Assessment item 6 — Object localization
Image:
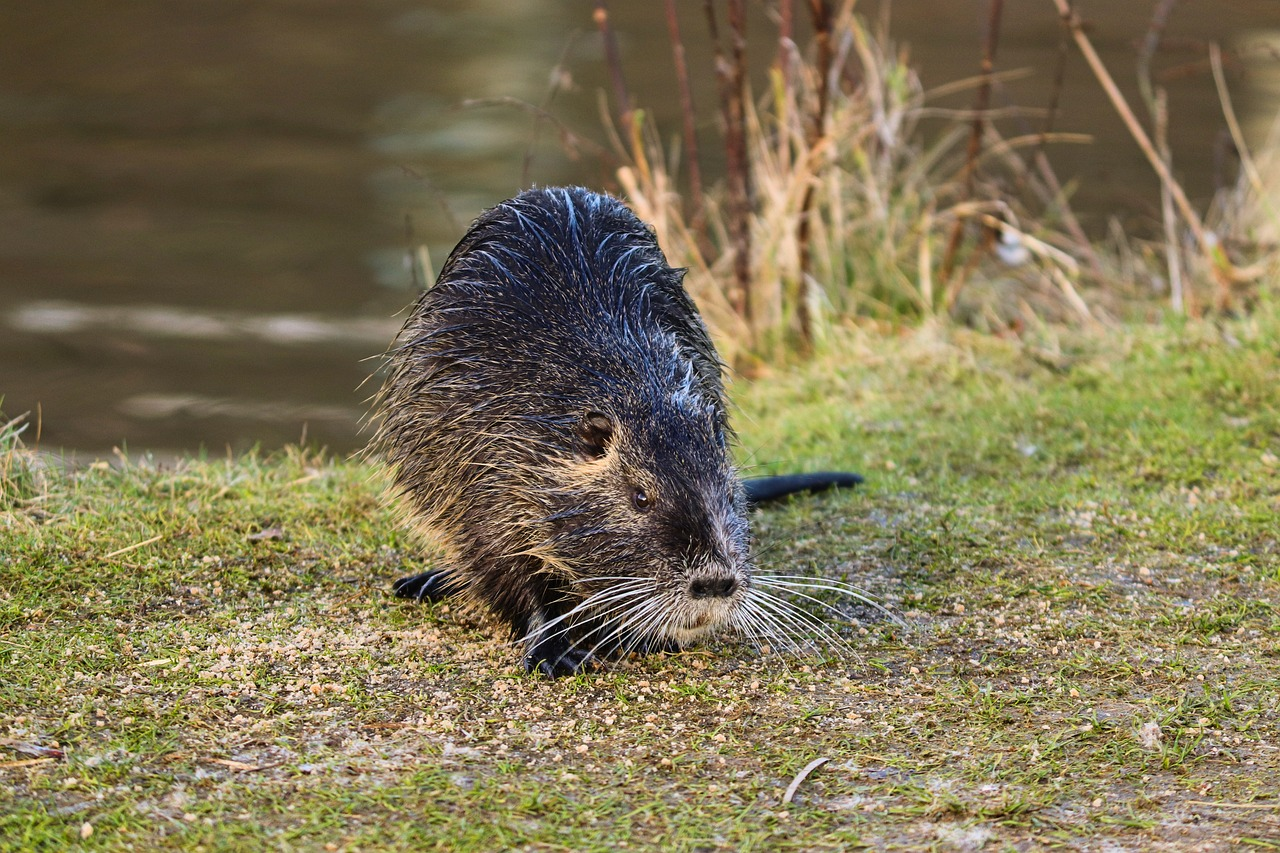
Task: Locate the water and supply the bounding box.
[2,1,1277,456]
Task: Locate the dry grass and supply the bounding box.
[611,5,1280,361]
[0,409,45,513]
[615,8,1096,362]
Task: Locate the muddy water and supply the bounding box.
[1,1,1277,456]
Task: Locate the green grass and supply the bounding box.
[3,312,1279,850]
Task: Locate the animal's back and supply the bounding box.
[377,186,724,525]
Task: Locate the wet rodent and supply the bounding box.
[371,186,860,676]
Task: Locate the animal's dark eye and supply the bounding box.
[631,487,652,512]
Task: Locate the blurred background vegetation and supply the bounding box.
[0,0,1277,455]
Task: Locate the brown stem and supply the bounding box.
[664,0,707,241]
[806,0,835,143]
[794,0,835,353]
[1030,149,1102,278]
[593,1,633,142]
[706,0,754,333]
[1048,0,1213,272]
[776,0,795,107]
[940,0,1004,290]
[1155,88,1186,313]
[1135,0,1186,312]
[1136,0,1180,110]
[774,0,795,165]
[1025,0,1102,278]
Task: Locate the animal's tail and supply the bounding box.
[742,472,864,506]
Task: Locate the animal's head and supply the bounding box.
[532,364,752,655]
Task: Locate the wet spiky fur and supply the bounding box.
[371,187,755,676]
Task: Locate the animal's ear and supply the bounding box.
[575,411,614,459]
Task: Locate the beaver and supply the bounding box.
[371,186,862,677]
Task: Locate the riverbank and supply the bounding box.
[3,312,1278,849]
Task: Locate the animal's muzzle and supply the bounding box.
[688,575,738,599]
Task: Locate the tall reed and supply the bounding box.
[614,5,1089,361]
[592,2,1278,360]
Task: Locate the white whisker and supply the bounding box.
[504,564,900,674]
[731,599,799,654]
[510,580,654,650]
[747,597,831,652]
[755,574,905,627]
[746,588,857,656]
[580,595,672,661]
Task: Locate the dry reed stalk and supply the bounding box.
[1206,42,1275,296]
[1136,0,1179,109]
[1030,150,1100,275]
[725,0,755,335]
[1136,0,1186,312]
[1156,89,1187,312]
[1033,6,1070,165]
[939,0,1005,286]
[773,0,800,176]
[794,0,838,353]
[1210,43,1276,222]
[1048,0,1235,309]
[593,0,634,142]
[619,4,1095,353]
[663,0,707,240]
[1025,1,1102,278]
[706,0,755,335]
[776,0,795,107]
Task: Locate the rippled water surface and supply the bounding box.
[2,1,1276,455]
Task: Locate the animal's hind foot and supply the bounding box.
[392,569,458,603]
[523,634,593,679]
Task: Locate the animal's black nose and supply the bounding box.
[689,576,738,599]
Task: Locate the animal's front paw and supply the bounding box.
[523,635,593,678]
[392,569,456,603]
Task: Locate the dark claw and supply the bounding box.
[392,569,457,603]
[523,635,593,678]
